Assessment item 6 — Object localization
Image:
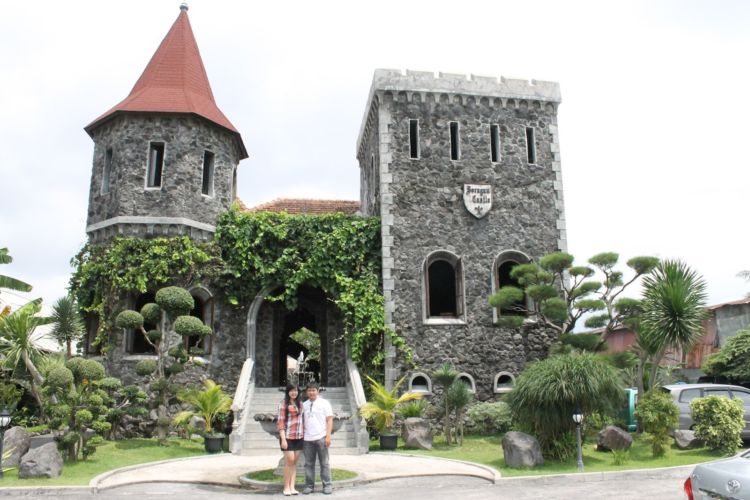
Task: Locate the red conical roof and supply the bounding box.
[86,6,247,159]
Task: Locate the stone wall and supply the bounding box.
[86,113,241,242]
[358,71,566,399]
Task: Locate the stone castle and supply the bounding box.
[81,5,566,452]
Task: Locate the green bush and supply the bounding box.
[466,401,512,435]
[46,366,74,389]
[140,303,162,325]
[155,287,194,319]
[558,333,605,353]
[0,382,23,411]
[115,310,143,329]
[703,328,750,384]
[79,359,106,382]
[65,357,86,378]
[398,399,429,418]
[547,431,577,461]
[146,329,162,342]
[97,377,122,390]
[690,395,744,455]
[634,390,678,457]
[135,359,157,377]
[166,363,184,376]
[174,315,208,337]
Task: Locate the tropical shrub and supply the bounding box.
[634,390,678,457]
[172,379,232,436]
[505,352,623,458]
[466,401,512,435]
[703,328,750,384]
[359,376,421,435]
[447,379,474,445]
[690,395,744,455]
[432,363,458,444]
[397,399,429,419]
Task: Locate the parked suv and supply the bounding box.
[661,383,750,440]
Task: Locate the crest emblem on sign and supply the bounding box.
[463,184,492,219]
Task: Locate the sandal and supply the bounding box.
[283,490,292,496]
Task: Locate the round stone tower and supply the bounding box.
[84,5,247,243]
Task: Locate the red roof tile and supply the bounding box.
[243,198,361,215]
[85,6,247,159]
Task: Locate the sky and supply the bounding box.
[1,0,749,313]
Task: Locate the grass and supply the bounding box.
[0,437,206,487]
[380,434,726,477]
[245,469,358,483]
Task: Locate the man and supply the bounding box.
[302,382,333,495]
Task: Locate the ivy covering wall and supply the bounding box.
[70,208,405,368]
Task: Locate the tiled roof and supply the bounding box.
[708,297,750,310]
[243,198,361,215]
[85,6,247,159]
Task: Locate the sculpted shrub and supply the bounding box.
[690,396,744,455]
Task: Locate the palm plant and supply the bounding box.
[359,376,421,436]
[0,248,32,296]
[639,259,707,390]
[0,299,52,416]
[173,379,232,436]
[446,379,473,445]
[50,295,85,359]
[432,363,458,445]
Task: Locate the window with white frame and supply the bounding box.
[201,151,215,196]
[424,251,464,320]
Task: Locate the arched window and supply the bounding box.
[408,373,432,394]
[188,287,214,356]
[493,250,531,320]
[424,251,464,322]
[456,372,476,393]
[494,372,516,394]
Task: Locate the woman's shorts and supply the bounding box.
[280,438,304,452]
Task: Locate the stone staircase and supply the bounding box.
[235,386,362,456]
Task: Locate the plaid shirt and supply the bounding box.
[277,400,304,440]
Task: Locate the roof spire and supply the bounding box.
[86,5,247,159]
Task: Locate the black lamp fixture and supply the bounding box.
[572,408,584,472]
[0,407,12,479]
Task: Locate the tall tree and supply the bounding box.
[50,295,85,358]
[0,248,32,312]
[638,259,708,393]
[0,299,51,415]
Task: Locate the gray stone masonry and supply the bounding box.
[86,113,241,242]
[358,69,566,397]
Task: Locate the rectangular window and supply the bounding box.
[147,142,165,188]
[490,124,500,163]
[101,148,113,194]
[201,151,214,196]
[525,127,536,164]
[409,119,419,159]
[450,121,460,160]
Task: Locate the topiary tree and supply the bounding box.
[44,358,114,461]
[690,395,744,455]
[702,328,750,385]
[114,285,212,442]
[633,390,679,457]
[506,352,624,458]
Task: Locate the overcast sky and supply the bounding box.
[1,0,748,313]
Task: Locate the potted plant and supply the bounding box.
[173,379,232,453]
[359,376,421,450]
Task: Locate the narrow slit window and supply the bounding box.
[201,151,214,196]
[231,167,237,199]
[101,148,113,194]
[490,124,500,163]
[450,122,460,160]
[147,142,165,188]
[525,127,536,164]
[409,119,419,159]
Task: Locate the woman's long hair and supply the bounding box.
[284,383,301,411]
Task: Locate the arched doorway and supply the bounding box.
[278,307,321,386]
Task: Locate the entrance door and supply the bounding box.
[278,308,321,386]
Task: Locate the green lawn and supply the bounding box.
[381,434,725,476]
[0,438,206,487]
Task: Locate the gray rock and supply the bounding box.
[596,426,633,451]
[502,431,544,468]
[401,417,432,450]
[18,442,63,478]
[3,426,31,467]
[674,429,703,450]
[189,416,206,432]
[29,435,56,450]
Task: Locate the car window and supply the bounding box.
[704,389,732,398]
[731,390,750,405]
[678,388,701,403]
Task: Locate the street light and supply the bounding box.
[572,408,584,472]
[0,408,11,479]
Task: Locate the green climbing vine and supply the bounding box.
[69,236,221,354]
[69,208,408,369]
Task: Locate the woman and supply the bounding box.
[277,383,304,495]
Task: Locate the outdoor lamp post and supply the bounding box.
[573,408,584,472]
[0,408,11,479]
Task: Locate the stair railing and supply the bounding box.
[229,357,255,454]
[345,358,370,454]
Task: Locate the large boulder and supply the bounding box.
[597,426,633,451]
[401,418,432,450]
[502,431,544,468]
[3,426,31,467]
[189,416,206,432]
[674,429,704,450]
[18,442,63,478]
